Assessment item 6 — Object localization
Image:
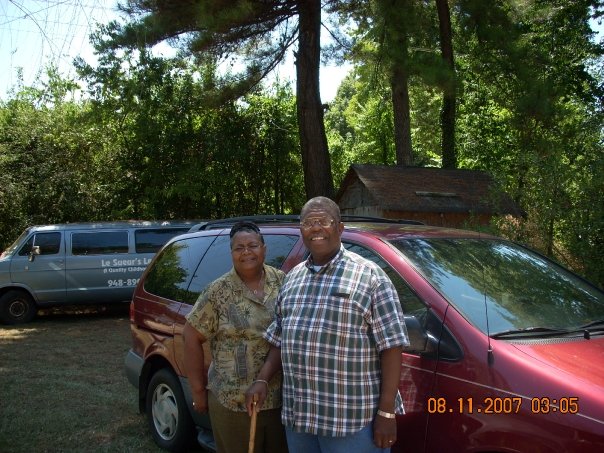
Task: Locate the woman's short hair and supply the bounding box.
[229,221,264,246]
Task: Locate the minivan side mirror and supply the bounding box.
[403,315,438,356]
[402,314,438,356]
[28,246,41,262]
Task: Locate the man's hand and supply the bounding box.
[373,415,397,449]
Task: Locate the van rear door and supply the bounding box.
[9,231,66,304]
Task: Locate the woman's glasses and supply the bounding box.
[231,243,262,254]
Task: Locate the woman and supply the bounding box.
[183,221,288,453]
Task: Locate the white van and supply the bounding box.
[0,221,194,324]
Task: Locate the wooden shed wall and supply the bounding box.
[340,206,492,228]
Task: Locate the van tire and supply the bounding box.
[146,368,195,452]
[0,290,37,325]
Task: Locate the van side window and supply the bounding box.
[135,228,190,253]
[18,232,61,256]
[144,236,215,304]
[71,232,129,255]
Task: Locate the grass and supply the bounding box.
[0,305,176,453]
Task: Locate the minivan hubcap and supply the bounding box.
[151,383,178,440]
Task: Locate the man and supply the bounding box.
[246,197,409,452]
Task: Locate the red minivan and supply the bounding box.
[125,216,604,452]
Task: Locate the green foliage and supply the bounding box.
[325,0,604,287]
[0,68,107,247]
[0,53,303,250]
[452,0,604,287]
[325,67,441,187]
[1,0,602,289]
[73,43,304,221]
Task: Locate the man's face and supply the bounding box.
[300,208,344,265]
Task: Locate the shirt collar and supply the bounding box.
[228,264,269,287]
[305,245,345,273]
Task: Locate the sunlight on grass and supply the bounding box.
[0,327,42,342]
[0,311,173,453]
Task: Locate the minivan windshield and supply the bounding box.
[393,238,604,336]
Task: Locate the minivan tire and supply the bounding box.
[146,368,196,452]
[0,290,37,325]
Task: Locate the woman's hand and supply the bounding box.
[245,381,268,416]
[192,389,208,413]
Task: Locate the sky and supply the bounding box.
[2,1,602,103]
[0,0,349,101]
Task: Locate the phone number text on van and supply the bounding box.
[107,279,140,287]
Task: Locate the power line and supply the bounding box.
[0,0,121,96]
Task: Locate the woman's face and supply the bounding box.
[230,231,266,275]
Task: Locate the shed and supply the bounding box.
[335,164,523,228]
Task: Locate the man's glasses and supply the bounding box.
[231,244,262,254]
[300,218,335,230]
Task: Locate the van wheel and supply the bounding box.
[146,368,195,452]
[0,290,37,325]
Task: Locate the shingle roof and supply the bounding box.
[335,164,523,216]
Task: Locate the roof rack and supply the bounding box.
[188,214,423,232]
[340,215,424,225]
[188,215,299,232]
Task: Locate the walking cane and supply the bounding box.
[248,394,258,453]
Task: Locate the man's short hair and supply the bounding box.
[300,196,341,223]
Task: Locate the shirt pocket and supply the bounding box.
[319,290,367,336]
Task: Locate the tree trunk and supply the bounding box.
[386,0,413,167]
[436,0,457,169]
[296,0,335,199]
[392,63,413,166]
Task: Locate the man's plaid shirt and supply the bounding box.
[264,246,409,437]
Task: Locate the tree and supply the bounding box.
[383,0,414,166]
[436,0,456,168]
[76,41,304,218]
[95,0,335,199]
[341,0,455,167]
[454,0,604,286]
[0,68,107,246]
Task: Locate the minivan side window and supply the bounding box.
[186,235,231,299]
[344,242,426,315]
[186,234,299,305]
[71,231,129,255]
[344,242,461,360]
[135,228,190,253]
[18,232,61,256]
[144,236,215,304]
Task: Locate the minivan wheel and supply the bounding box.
[0,290,37,325]
[146,368,195,452]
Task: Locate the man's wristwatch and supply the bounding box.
[377,409,396,419]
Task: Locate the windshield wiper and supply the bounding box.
[579,319,604,330]
[491,327,569,339]
[570,320,604,339]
